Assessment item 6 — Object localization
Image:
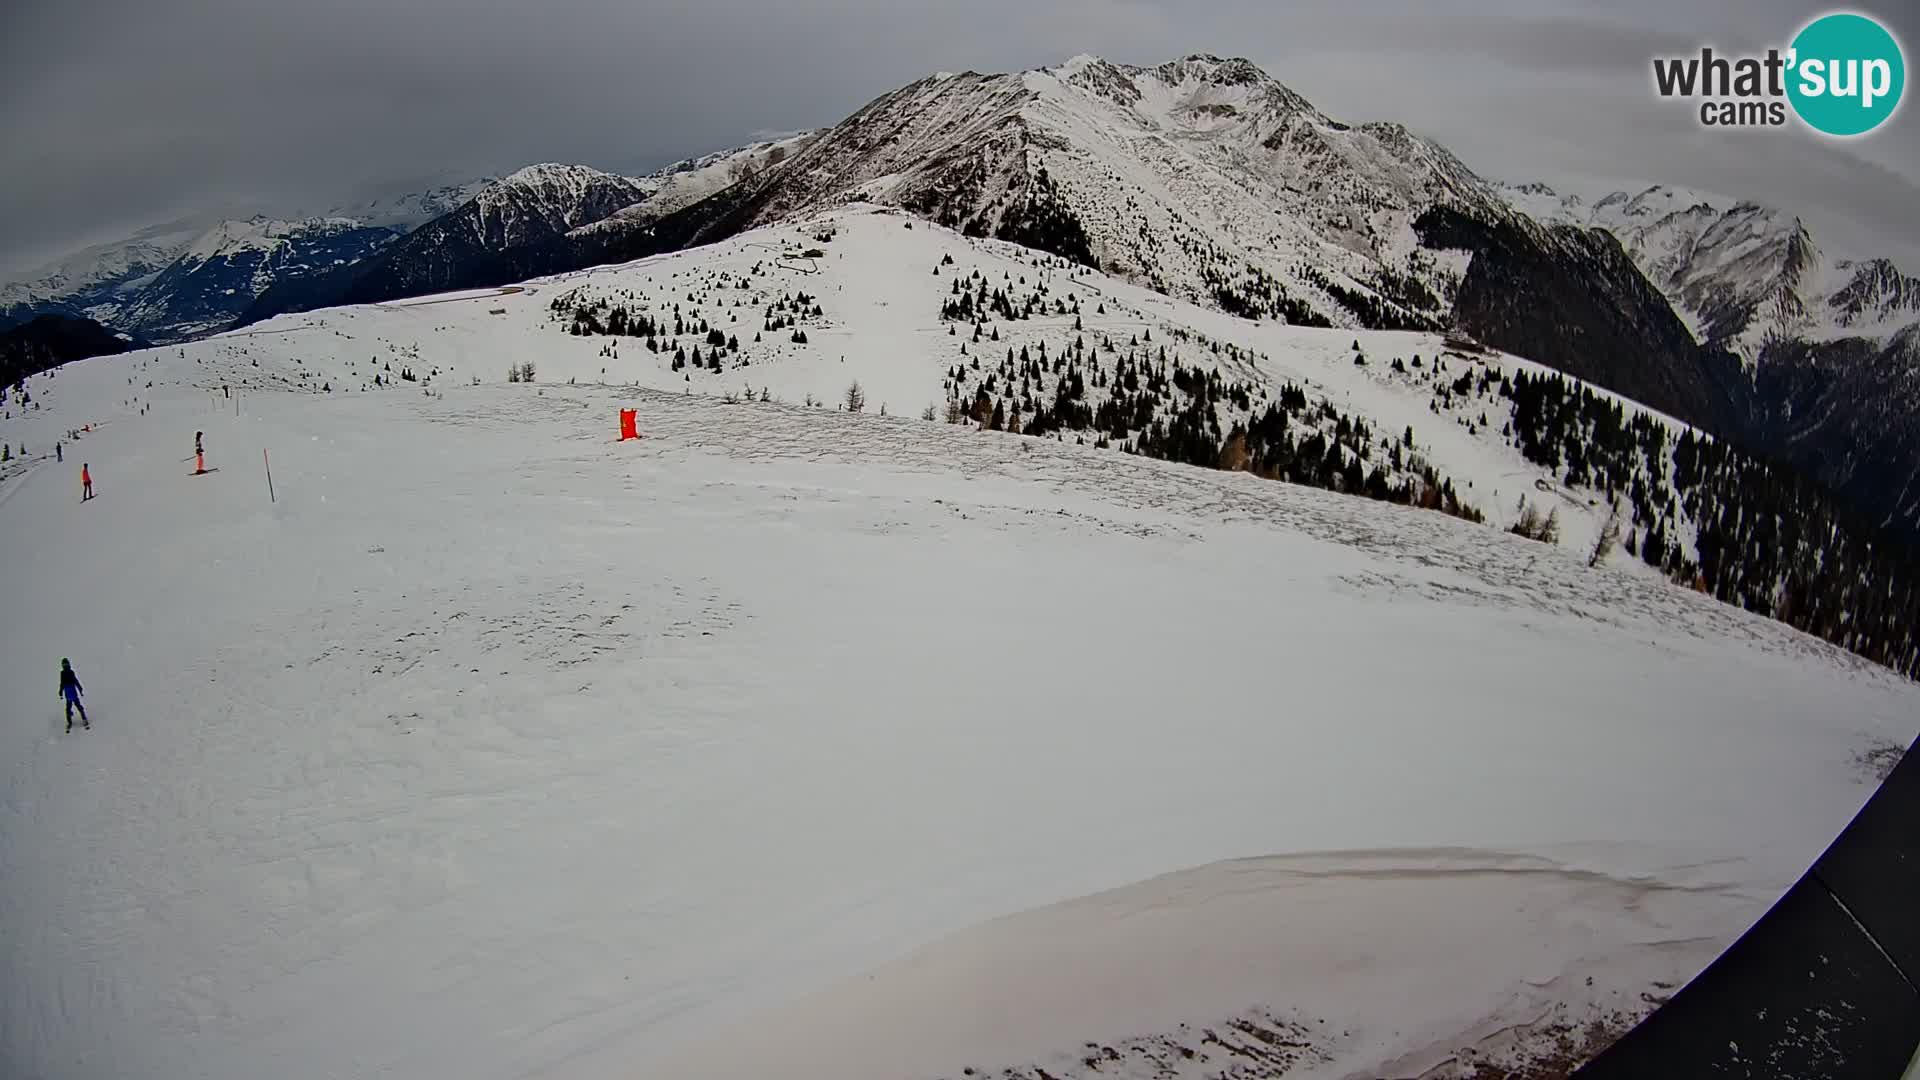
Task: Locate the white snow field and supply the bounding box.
[3,209,1918,1080]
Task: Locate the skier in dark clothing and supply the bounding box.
[60,659,88,731]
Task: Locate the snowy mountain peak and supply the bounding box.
[469,163,654,231]
[193,217,285,254]
[1153,54,1320,121]
[1155,53,1268,87]
[2,211,406,342]
[490,163,633,204]
[1054,53,1110,76]
[487,162,646,204]
[1831,257,1920,325]
[570,132,820,240]
[1046,54,1144,105]
[111,215,400,342]
[0,221,206,316]
[1622,184,1732,216]
[1493,177,1918,360]
[499,162,620,188]
[645,131,818,183]
[169,216,382,273]
[325,178,496,232]
[640,52,1514,338]
[1030,53,1324,129]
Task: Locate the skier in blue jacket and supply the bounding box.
[60,659,88,732]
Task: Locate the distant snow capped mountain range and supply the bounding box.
[0,175,496,343]
[0,142,806,345]
[240,138,814,324]
[1,216,403,344]
[1499,180,1920,362]
[5,53,1917,537]
[1493,178,1920,538]
[324,179,497,232]
[9,56,1909,363]
[123,216,399,343]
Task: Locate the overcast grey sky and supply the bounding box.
[2,0,1916,278]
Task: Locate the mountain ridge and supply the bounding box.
[241,139,810,324]
[573,53,1756,447]
[119,201,1920,680]
[14,52,1920,537]
[0,312,138,389]
[1493,178,1920,534]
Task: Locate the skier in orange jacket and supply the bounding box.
[80,464,93,501]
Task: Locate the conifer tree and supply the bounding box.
[1588,503,1622,567]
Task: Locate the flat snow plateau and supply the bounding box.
[2,211,1917,1080]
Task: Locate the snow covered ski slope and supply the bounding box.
[195,207,1725,562]
[2,208,1917,1080]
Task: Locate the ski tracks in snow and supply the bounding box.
[542,384,1885,680]
[4,377,1916,1080]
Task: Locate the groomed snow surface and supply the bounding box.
[4,211,1919,1080]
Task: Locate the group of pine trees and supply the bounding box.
[564,303,657,339]
[545,283,827,379]
[1205,261,1331,327]
[1502,368,1920,677]
[1191,253,1446,333]
[1216,399,1480,520]
[978,167,1098,269]
[1297,266,1439,332]
[541,253,1917,679]
[763,292,822,334]
[940,267,1080,325]
[941,325,1481,524]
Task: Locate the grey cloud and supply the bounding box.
[1,0,1915,276]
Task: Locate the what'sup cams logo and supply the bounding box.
[1653,11,1905,136]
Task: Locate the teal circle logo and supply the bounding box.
[1787,12,1905,136]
